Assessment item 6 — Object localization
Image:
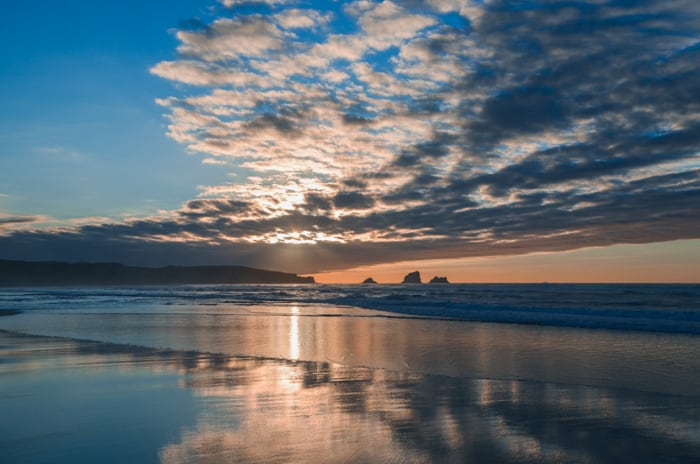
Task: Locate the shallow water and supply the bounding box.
[1,285,700,462]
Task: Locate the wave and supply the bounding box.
[320,295,700,334]
[1,283,699,335]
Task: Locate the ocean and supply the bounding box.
[3,283,700,332]
[1,284,700,463]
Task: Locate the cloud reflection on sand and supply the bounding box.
[161,359,565,464]
[160,355,700,464]
[2,331,700,463]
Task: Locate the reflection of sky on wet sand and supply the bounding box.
[3,303,700,396]
[0,333,198,464]
[2,331,700,463]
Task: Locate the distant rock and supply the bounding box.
[362,277,378,284]
[429,276,449,284]
[402,271,422,284]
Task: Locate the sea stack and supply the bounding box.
[362,277,378,284]
[429,276,449,284]
[402,271,422,284]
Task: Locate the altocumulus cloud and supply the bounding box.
[1,0,699,272]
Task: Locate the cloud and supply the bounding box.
[354,1,437,50]
[150,60,269,87]
[274,8,331,30]
[0,215,40,227]
[220,0,291,7]
[4,0,700,272]
[333,191,376,210]
[175,16,285,62]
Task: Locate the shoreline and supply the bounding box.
[1,327,697,400]
[3,312,699,398]
[0,310,19,317]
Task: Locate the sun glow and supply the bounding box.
[245,230,346,244]
[290,305,300,361]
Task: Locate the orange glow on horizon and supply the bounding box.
[312,240,700,284]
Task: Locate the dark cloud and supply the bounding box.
[184,199,251,215]
[303,193,333,212]
[447,123,700,198]
[243,105,308,135]
[469,85,569,146]
[0,216,39,227]
[407,97,444,115]
[333,191,375,210]
[341,178,368,189]
[342,113,376,126]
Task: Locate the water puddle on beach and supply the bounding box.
[2,299,700,463]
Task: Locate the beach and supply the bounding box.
[1,285,700,463]
[4,0,700,461]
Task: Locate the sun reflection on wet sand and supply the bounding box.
[4,302,700,398]
[290,305,299,361]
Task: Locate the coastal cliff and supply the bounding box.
[0,260,315,286]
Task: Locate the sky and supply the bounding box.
[0,0,699,282]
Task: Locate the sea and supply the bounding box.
[3,283,700,332]
[1,284,700,463]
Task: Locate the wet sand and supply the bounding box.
[2,305,700,396]
[2,328,700,463]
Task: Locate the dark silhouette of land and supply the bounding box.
[0,260,315,286]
